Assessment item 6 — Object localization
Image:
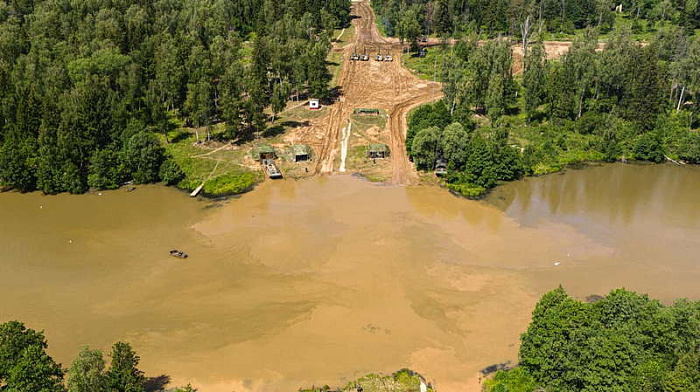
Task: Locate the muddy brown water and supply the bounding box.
[1,163,699,392]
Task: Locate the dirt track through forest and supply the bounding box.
[311,0,442,184]
[301,1,594,182]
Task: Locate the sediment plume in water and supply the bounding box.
[1,164,699,392]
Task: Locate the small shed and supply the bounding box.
[367,144,390,159]
[309,99,320,110]
[293,144,311,162]
[253,144,276,162]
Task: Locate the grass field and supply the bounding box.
[334,24,356,47]
[162,126,263,197]
[339,111,392,182]
[403,48,445,81]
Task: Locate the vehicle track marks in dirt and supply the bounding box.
[310,0,441,184]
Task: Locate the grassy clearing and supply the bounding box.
[351,111,388,132]
[162,129,262,196]
[341,111,392,182]
[403,47,445,81]
[280,104,330,121]
[333,24,356,47]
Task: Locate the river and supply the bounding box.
[1,163,699,392]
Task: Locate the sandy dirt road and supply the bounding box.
[301,2,600,182]
[310,0,441,184]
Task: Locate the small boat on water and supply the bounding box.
[170,250,188,259]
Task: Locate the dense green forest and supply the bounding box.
[0,320,196,392]
[0,0,350,194]
[484,287,700,392]
[407,29,700,196]
[372,0,700,41]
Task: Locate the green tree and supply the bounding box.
[88,149,124,190]
[6,344,64,392]
[631,359,668,392]
[664,351,700,392]
[67,347,109,392]
[406,100,451,152]
[124,132,164,184]
[159,158,185,186]
[483,40,515,119]
[433,0,452,35]
[440,122,469,169]
[307,41,332,100]
[0,321,49,380]
[184,78,213,143]
[411,126,442,169]
[563,32,598,119]
[523,43,547,120]
[489,129,523,181]
[634,131,665,162]
[0,127,37,192]
[483,367,537,392]
[0,321,63,392]
[107,342,145,392]
[623,45,664,131]
[464,134,497,188]
[396,6,422,50]
[678,132,700,163]
[271,80,291,122]
[220,62,245,139]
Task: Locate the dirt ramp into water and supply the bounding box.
[307,0,439,185]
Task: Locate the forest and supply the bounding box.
[407,28,700,196]
[484,287,700,392]
[372,0,700,41]
[0,0,350,194]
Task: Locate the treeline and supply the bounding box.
[0,0,350,194]
[372,0,700,40]
[408,101,523,196]
[0,320,195,392]
[408,29,700,196]
[484,287,700,392]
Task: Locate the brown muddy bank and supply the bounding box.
[1,164,699,392]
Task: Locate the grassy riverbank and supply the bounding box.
[300,369,434,392]
[161,125,261,197]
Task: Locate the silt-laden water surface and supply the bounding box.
[1,163,699,391]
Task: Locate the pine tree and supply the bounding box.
[107,342,145,392]
[523,43,547,120]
